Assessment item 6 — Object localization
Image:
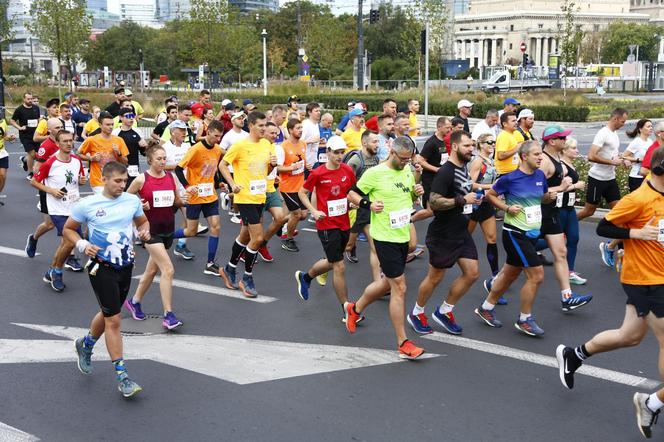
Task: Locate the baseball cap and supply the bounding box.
[347,101,356,107]
[349,108,367,118]
[354,102,367,112]
[542,124,572,141]
[327,136,347,152]
[124,89,133,97]
[243,99,253,106]
[504,97,520,106]
[288,95,299,103]
[114,87,125,95]
[517,108,534,120]
[224,102,236,111]
[170,120,188,130]
[79,99,90,105]
[457,99,473,109]
[231,111,246,120]
[221,99,232,107]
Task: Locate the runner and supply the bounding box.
[365,98,397,132]
[555,146,664,439]
[33,98,60,145]
[376,113,395,161]
[474,140,551,336]
[220,111,249,224]
[622,118,652,192]
[195,108,216,141]
[10,92,41,179]
[345,136,427,360]
[151,104,178,142]
[294,136,356,311]
[112,107,147,186]
[125,144,186,330]
[218,111,277,298]
[30,130,86,292]
[301,102,321,170]
[341,108,366,152]
[493,111,520,176]
[82,107,101,139]
[407,99,420,137]
[67,161,150,398]
[0,114,16,204]
[513,109,536,143]
[407,130,481,335]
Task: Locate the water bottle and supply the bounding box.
[473,189,484,211]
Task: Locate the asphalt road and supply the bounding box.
[0,139,660,441]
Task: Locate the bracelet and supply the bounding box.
[76,239,91,254]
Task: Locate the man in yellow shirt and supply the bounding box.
[33,98,61,144]
[513,108,536,143]
[341,108,366,152]
[494,111,521,175]
[407,99,420,137]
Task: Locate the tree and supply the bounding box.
[406,0,449,78]
[556,1,583,71]
[579,31,602,64]
[0,0,14,45]
[84,21,158,71]
[28,0,91,85]
[600,22,664,64]
[364,4,420,67]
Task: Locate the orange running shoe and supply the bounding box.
[344,302,360,333]
[398,340,425,360]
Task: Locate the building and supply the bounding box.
[87,0,109,10]
[630,0,664,24]
[155,0,191,21]
[229,0,278,12]
[453,0,650,70]
[117,0,160,27]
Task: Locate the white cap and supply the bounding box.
[221,98,232,107]
[457,99,473,109]
[327,135,347,151]
[518,108,534,120]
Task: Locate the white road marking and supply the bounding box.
[0,246,40,258]
[133,274,277,303]
[7,323,438,385]
[423,332,661,389]
[301,228,317,233]
[0,421,40,441]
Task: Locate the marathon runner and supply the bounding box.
[112,107,147,186]
[0,114,16,204]
[10,92,41,180]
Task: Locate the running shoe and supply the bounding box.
[25,234,37,258]
[162,311,183,330]
[515,316,544,336]
[174,244,194,260]
[220,192,230,211]
[64,255,83,272]
[49,269,65,292]
[74,337,93,375]
[204,261,221,276]
[561,292,593,312]
[345,248,358,264]
[239,274,258,298]
[341,314,366,324]
[569,271,587,285]
[295,270,310,301]
[124,298,146,320]
[357,232,368,242]
[432,309,463,335]
[230,214,241,224]
[474,306,503,328]
[279,229,299,240]
[343,302,360,333]
[599,242,615,268]
[316,271,328,286]
[281,238,299,252]
[483,277,507,305]
[42,269,52,284]
[20,155,27,171]
[196,224,209,235]
[257,245,273,262]
[555,345,582,390]
[117,372,142,398]
[398,340,425,360]
[26,172,33,181]
[634,392,660,439]
[407,313,433,334]
[219,264,239,289]
[537,251,553,266]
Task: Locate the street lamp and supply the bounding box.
[261,29,268,96]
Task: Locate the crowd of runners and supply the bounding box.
[2,88,664,439]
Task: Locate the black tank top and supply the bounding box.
[561,160,578,209]
[543,150,564,212]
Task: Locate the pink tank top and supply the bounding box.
[139,171,176,234]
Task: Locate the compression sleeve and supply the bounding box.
[596,218,631,240]
[174,166,190,188]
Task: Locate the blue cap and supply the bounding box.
[243,99,253,106]
[503,97,520,106]
[349,108,366,118]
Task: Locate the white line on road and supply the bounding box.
[423,332,661,390]
[302,228,317,233]
[132,274,277,303]
[0,246,40,258]
[0,421,40,441]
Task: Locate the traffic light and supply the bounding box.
[523,53,529,67]
[367,51,373,65]
[369,9,380,23]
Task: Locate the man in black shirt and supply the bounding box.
[105,87,126,117]
[456,99,473,132]
[151,104,178,141]
[10,92,41,179]
[112,107,146,186]
[72,99,92,141]
[407,130,481,336]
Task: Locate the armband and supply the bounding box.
[76,239,91,254]
[359,198,371,210]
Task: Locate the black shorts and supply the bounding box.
[237,203,264,225]
[469,201,496,223]
[624,284,664,318]
[502,226,540,268]
[628,176,645,192]
[145,233,174,249]
[351,207,371,233]
[540,210,563,236]
[39,190,48,215]
[282,192,306,211]
[0,156,8,169]
[87,260,133,317]
[426,233,478,269]
[374,239,409,278]
[585,177,621,205]
[186,200,219,220]
[20,138,37,153]
[318,229,350,263]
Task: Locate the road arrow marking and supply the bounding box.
[0,246,40,258]
[7,323,437,385]
[0,421,39,441]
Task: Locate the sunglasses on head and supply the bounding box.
[122,113,136,119]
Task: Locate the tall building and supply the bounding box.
[229,0,278,12]
[630,0,664,24]
[87,0,109,11]
[117,0,160,27]
[155,0,191,21]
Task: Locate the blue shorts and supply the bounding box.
[264,191,283,211]
[0,156,8,169]
[186,200,219,220]
[50,215,82,236]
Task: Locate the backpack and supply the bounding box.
[343,150,366,178]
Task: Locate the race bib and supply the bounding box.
[27,119,38,128]
[327,198,347,217]
[318,153,328,164]
[567,192,576,207]
[61,188,79,204]
[525,205,542,224]
[127,165,139,177]
[389,208,411,229]
[152,190,174,208]
[197,183,214,197]
[658,219,664,244]
[249,179,267,195]
[463,204,472,215]
[512,153,519,165]
[292,161,304,175]
[556,192,564,208]
[440,153,449,164]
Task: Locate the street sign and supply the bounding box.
[520,42,527,53]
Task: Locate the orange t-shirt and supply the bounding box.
[279,139,306,193]
[78,134,129,187]
[605,181,664,286]
[178,141,223,205]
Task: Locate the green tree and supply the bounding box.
[405,0,449,78]
[364,4,419,68]
[556,0,583,70]
[0,0,14,45]
[303,12,356,80]
[600,22,664,64]
[84,21,158,71]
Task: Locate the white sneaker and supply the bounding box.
[230,215,241,224]
[220,192,229,211]
[569,271,587,285]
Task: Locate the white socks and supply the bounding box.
[438,302,454,315]
[647,393,664,413]
[481,300,495,311]
[411,303,425,316]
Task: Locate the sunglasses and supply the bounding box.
[482,140,496,145]
[122,113,136,119]
[554,136,567,140]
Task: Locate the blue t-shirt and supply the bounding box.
[72,111,92,140]
[319,126,333,142]
[337,113,351,132]
[492,168,548,232]
[71,192,144,268]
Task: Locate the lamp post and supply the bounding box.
[261,29,268,96]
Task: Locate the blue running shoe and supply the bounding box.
[74,337,93,375]
[295,270,310,301]
[25,234,37,258]
[561,292,593,312]
[496,296,508,305]
[482,277,493,294]
[42,269,52,284]
[599,242,615,268]
[173,243,195,260]
[432,309,463,335]
[162,311,183,330]
[64,255,83,272]
[123,299,146,320]
[407,313,433,334]
[49,269,65,292]
[358,232,368,242]
[117,372,142,398]
[515,316,545,336]
[474,306,503,328]
[240,274,258,298]
[219,264,239,290]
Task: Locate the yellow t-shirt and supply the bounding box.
[408,112,419,137]
[36,119,48,137]
[512,129,534,144]
[222,138,275,204]
[132,100,144,117]
[0,120,7,153]
[78,134,130,186]
[342,126,365,152]
[494,130,520,175]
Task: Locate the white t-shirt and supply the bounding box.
[220,129,248,151]
[61,118,76,134]
[625,137,652,178]
[588,126,621,181]
[34,154,84,216]
[268,144,285,181]
[301,119,320,166]
[164,140,190,192]
[471,119,500,141]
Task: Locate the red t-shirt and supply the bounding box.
[642,140,660,170]
[365,115,379,132]
[191,102,213,119]
[444,132,452,155]
[303,163,356,231]
[36,138,59,162]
